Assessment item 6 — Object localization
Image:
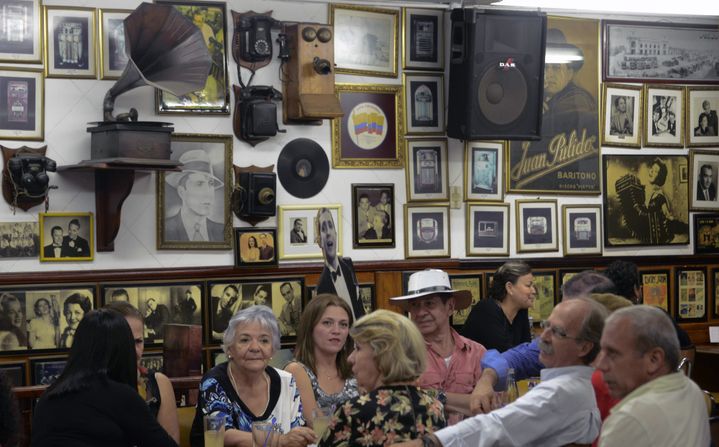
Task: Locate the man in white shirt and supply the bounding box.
[393,297,605,447]
[596,305,710,446]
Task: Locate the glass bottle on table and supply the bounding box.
[505,368,519,405]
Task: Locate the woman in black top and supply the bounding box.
[31,309,177,447]
[462,261,536,352]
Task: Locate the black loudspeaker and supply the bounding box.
[447,9,546,140]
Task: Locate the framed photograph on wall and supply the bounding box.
[0,0,43,63]
[332,83,404,168]
[0,361,26,386]
[31,357,67,385]
[0,221,39,258]
[358,284,376,315]
[278,205,341,260]
[352,184,395,249]
[686,87,719,147]
[601,83,642,148]
[44,6,97,78]
[643,84,685,148]
[712,268,719,319]
[448,274,482,327]
[529,270,556,323]
[640,269,670,312]
[404,203,449,258]
[157,134,232,250]
[690,150,719,211]
[39,212,94,261]
[603,154,689,247]
[464,141,504,202]
[402,8,444,70]
[234,228,277,267]
[155,0,230,115]
[693,213,719,255]
[403,72,444,135]
[675,267,706,322]
[562,205,602,256]
[602,20,719,84]
[0,67,44,141]
[515,200,558,253]
[98,9,131,80]
[465,202,509,257]
[330,4,398,77]
[405,139,448,202]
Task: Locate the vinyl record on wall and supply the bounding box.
[277,138,329,198]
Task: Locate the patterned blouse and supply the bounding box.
[318,385,446,447]
[298,362,359,410]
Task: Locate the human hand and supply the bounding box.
[469,379,499,415]
[279,426,316,447]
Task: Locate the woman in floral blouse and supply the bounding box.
[319,310,446,447]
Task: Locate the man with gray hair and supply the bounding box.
[596,305,709,446]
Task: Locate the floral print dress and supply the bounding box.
[318,385,446,447]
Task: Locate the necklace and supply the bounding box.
[228,362,271,415]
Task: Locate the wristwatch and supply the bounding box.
[421,433,441,447]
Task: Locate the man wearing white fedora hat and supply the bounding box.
[391,269,487,426]
[164,149,225,242]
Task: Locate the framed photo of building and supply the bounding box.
[234,228,277,267]
[278,205,341,260]
[464,141,504,202]
[562,205,602,256]
[405,139,448,202]
[0,0,43,63]
[0,67,44,141]
[602,20,719,84]
[693,213,719,255]
[39,212,94,262]
[690,150,719,211]
[404,203,449,258]
[98,9,131,80]
[352,184,395,249]
[157,133,232,250]
[675,267,706,322]
[640,269,670,311]
[402,8,444,71]
[448,274,481,327]
[330,4,398,77]
[465,202,509,257]
[686,87,719,147]
[515,200,558,253]
[31,357,67,385]
[603,154,689,247]
[403,72,444,135]
[332,83,404,168]
[155,0,230,115]
[643,84,685,148]
[44,6,97,78]
[601,83,642,148]
[0,221,39,258]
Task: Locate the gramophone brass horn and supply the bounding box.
[103,2,212,122]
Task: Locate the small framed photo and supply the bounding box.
[712,268,719,319]
[332,83,404,169]
[0,221,39,258]
[358,284,376,315]
[0,0,43,63]
[31,357,67,385]
[404,203,450,258]
[402,8,444,70]
[529,270,556,323]
[675,267,706,322]
[601,83,642,148]
[448,274,482,327]
[330,4,399,77]
[515,199,558,253]
[464,141,504,202]
[39,212,94,261]
[643,84,685,148]
[234,228,277,267]
[405,139,448,202]
[352,184,395,249]
[278,205,341,260]
[465,202,510,257]
[690,150,719,211]
[693,213,719,254]
[0,362,26,386]
[686,87,719,147]
[98,9,131,80]
[0,67,44,141]
[562,205,602,256]
[44,6,97,79]
[403,72,445,135]
[640,269,670,312]
[140,354,164,372]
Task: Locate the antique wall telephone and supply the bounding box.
[237,14,279,63]
[1,145,57,212]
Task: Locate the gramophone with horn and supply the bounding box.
[87,2,211,162]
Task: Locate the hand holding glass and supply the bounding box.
[203,414,225,447]
[312,406,333,439]
[252,421,280,447]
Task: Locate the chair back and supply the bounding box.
[710,416,719,447]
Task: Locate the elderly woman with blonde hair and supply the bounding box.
[318,310,446,446]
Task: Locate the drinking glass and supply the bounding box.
[203,414,225,447]
[252,421,280,447]
[312,406,334,439]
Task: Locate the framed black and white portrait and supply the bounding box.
[0,0,43,64]
[98,9,131,80]
[277,205,341,260]
[403,72,444,135]
[464,141,504,202]
[402,8,444,70]
[465,202,509,257]
[31,358,67,385]
[0,221,39,258]
[44,6,97,78]
[689,150,719,211]
[515,200,558,253]
[352,184,395,249]
[686,87,719,147]
[601,83,642,148]
[643,84,685,148]
[562,205,602,256]
[405,139,448,202]
[404,203,450,258]
[358,284,375,315]
[39,212,94,262]
[157,134,232,250]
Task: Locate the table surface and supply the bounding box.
[696,344,719,354]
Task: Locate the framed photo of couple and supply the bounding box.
[352,184,395,249]
[38,212,94,262]
[234,228,277,267]
[686,87,719,147]
[643,85,685,148]
[601,83,642,148]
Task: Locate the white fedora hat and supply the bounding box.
[391,269,473,310]
[165,149,224,189]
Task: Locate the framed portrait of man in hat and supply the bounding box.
[156,133,232,249]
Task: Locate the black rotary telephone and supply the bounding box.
[238,14,279,63]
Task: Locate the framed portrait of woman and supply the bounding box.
[686,87,719,147]
[601,83,642,148]
[234,228,277,267]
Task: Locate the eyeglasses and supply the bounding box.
[540,320,581,341]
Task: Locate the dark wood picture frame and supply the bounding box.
[675,266,707,322]
[30,356,67,386]
[693,213,719,255]
[358,283,376,315]
[352,183,396,249]
[0,361,26,386]
[234,228,278,267]
[640,269,670,312]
